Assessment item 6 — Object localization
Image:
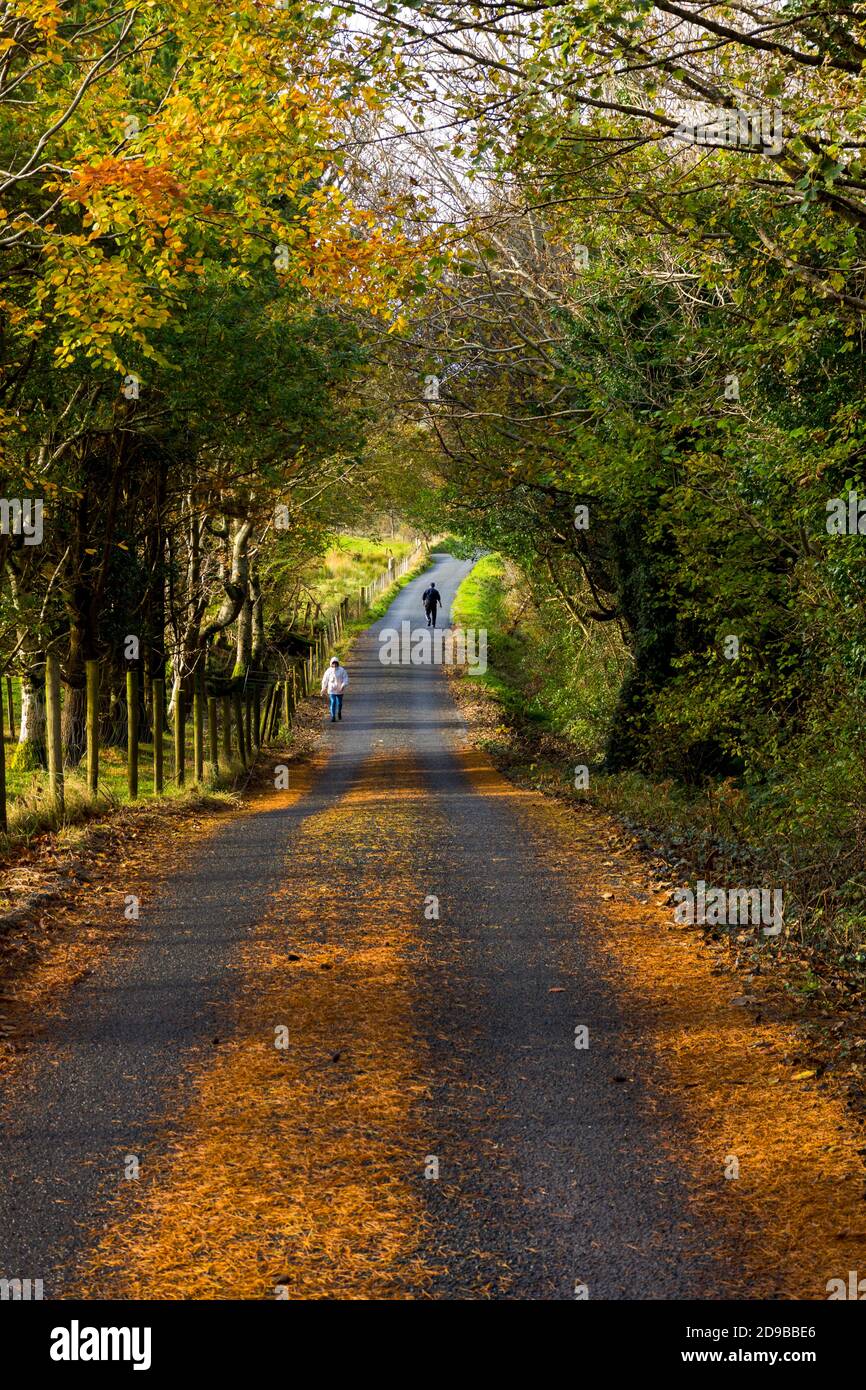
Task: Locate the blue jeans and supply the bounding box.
[329,693,343,719]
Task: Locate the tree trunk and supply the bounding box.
[207,696,218,778]
[221,695,232,763]
[127,669,139,800]
[175,689,186,787]
[61,682,87,769]
[0,691,7,833]
[232,690,247,768]
[250,569,265,667]
[86,659,100,794]
[46,653,64,815]
[6,677,15,739]
[193,667,204,784]
[153,677,164,795]
[14,669,47,770]
[233,597,252,679]
[102,677,128,749]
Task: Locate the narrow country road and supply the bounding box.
[0,555,859,1300]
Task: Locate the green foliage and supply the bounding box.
[458,555,866,948]
[453,554,629,760]
[431,534,480,559]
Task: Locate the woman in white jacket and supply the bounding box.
[321,656,349,721]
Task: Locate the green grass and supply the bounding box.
[309,535,414,613]
[0,762,240,850]
[451,553,504,628]
[451,553,543,715]
[453,552,630,757]
[1,696,247,855]
[3,719,237,801]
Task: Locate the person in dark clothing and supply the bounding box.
[422,582,442,627]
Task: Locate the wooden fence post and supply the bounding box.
[221,695,232,763]
[0,686,7,834]
[153,677,164,795]
[6,676,15,740]
[253,683,262,750]
[175,689,186,787]
[207,694,218,778]
[261,683,273,744]
[233,690,247,768]
[46,651,64,817]
[126,667,139,800]
[86,658,100,795]
[193,667,204,784]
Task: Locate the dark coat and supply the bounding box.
[422,585,442,610]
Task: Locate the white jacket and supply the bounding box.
[321,665,349,695]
